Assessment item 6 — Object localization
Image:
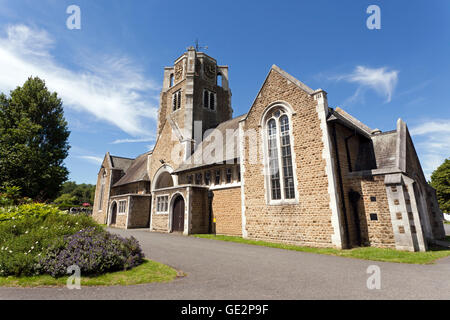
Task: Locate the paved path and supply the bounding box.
[0,228,449,300]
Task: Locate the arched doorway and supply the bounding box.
[110,202,117,225]
[172,195,185,233]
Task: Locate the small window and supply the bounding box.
[226,168,232,184]
[203,89,216,110]
[169,74,174,87]
[172,90,181,111]
[195,173,202,185]
[187,175,193,184]
[156,196,169,214]
[118,200,127,214]
[215,170,221,185]
[205,171,211,185]
[98,184,104,210]
[370,213,378,221]
[236,167,241,182]
[370,196,377,202]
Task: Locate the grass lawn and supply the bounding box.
[193,234,450,265]
[0,259,179,288]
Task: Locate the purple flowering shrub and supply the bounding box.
[36,228,144,277]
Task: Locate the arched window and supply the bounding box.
[264,106,297,202]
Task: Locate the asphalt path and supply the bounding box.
[0,228,449,300]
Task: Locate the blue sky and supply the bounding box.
[0,0,449,184]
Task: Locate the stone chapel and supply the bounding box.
[92,47,446,252]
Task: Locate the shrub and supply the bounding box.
[0,203,61,223]
[0,202,144,278]
[0,213,99,276]
[36,228,144,277]
[0,185,32,207]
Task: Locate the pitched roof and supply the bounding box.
[328,107,401,172]
[110,156,134,171]
[112,152,151,187]
[327,107,373,137]
[242,65,315,122]
[371,131,398,169]
[174,114,246,173]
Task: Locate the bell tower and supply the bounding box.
[156,47,233,160]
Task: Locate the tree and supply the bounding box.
[0,77,70,201]
[430,158,450,213]
[56,181,96,207]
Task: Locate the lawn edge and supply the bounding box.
[0,259,180,288]
[191,234,450,265]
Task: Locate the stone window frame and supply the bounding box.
[172,90,182,112]
[155,195,170,214]
[261,102,299,205]
[214,169,221,185]
[195,173,203,185]
[203,89,217,111]
[204,171,211,185]
[226,168,232,184]
[98,169,107,211]
[118,200,127,215]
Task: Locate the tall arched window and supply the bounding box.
[264,106,297,202]
[268,119,281,200]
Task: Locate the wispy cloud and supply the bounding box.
[78,156,103,165]
[0,24,159,137]
[410,120,450,180]
[111,137,155,144]
[334,66,399,103]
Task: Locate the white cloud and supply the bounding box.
[0,24,159,137]
[336,66,399,103]
[78,156,103,165]
[410,121,450,136]
[410,120,450,180]
[111,137,155,144]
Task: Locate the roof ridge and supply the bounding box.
[110,155,135,160]
[334,107,373,134]
[271,65,315,95]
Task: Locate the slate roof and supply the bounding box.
[371,131,398,170]
[110,156,134,171]
[174,114,247,173]
[112,152,151,187]
[327,107,400,172]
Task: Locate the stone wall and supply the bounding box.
[332,123,396,248]
[150,187,188,233]
[128,195,151,228]
[212,187,242,236]
[109,195,129,229]
[346,176,396,248]
[190,187,209,234]
[242,69,335,247]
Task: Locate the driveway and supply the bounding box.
[0,228,449,300]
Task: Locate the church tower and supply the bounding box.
[156,47,233,160]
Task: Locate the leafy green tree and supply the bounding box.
[0,77,70,201]
[57,181,96,206]
[430,158,450,213]
[53,193,78,208]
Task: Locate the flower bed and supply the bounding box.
[0,203,144,278]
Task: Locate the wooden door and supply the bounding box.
[110,202,117,225]
[172,196,185,232]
